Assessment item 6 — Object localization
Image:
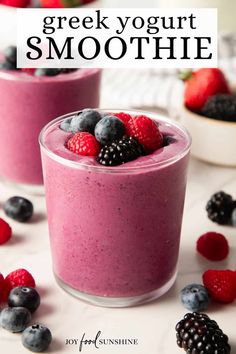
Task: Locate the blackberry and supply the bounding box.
[202,94,236,122]
[206,191,234,225]
[97,136,144,166]
[176,312,231,354]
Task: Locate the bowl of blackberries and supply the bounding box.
[180,68,236,166]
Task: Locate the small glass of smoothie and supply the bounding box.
[39,109,191,307]
[0,49,101,192]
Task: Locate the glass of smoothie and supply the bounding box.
[39,109,191,307]
[0,51,101,192]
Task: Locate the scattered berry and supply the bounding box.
[8,286,40,313]
[67,132,100,156]
[5,269,36,298]
[183,68,230,112]
[180,284,210,312]
[97,136,144,166]
[34,68,61,77]
[176,312,231,354]
[127,115,163,153]
[232,208,236,227]
[69,109,102,134]
[4,45,17,64]
[22,324,52,352]
[196,232,229,261]
[4,196,33,222]
[202,94,236,122]
[0,273,6,303]
[0,307,31,333]
[0,218,12,245]
[206,191,234,225]
[0,0,30,7]
[95,115,126,145]
[60,68,78,73]
[203,269,236,303]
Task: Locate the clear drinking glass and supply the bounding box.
[39,109,191,307]
[0,69,101,193]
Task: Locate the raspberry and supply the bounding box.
[67,132,100,156]
[0,0,30,7]
[21,69,36,75]
[5,269,36,299]
[0,218,12,245]
[114,112,132,129]
[0,273,6,302]
[127,115,163,153]
[196,232,229,261]
[203,269,236,303]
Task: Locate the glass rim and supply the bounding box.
[39,109,191,174]
[0,68,101,83]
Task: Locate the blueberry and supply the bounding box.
[0,60,17,70]
[232,208,236,227]
[8,286,40,313]
[95,115,125,145]
[4,46,17,64]
[35,68,61,77]
[60,68,78,74]
[70,109,102,134]
[22,324,52,352]
[4,196,33,222]
[180,283,210,312]
[60,117,73,132]
[163,135,176,146]
[0,307,31,333]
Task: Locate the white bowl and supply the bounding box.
[180,105,236,166]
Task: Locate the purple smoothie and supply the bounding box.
[0,68,101,185]
[40,110,191,305]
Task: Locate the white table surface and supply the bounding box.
[0,155,236,354]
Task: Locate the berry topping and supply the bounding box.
[40,0,78,7]
[202,94,236,122]
[176,312,231,354]
[0,0,30,7]
[95,115,126,145]
[232,208,236,227]
[4,46,17,64]
[0,307,31,333]
[183,68,230,112]
[22,324,52,352]
[114,112,132,128]
[5,269,36,298]
[127,115,163,153]
[8,286,40,313]
[67,132,100,156]
[206,191,234,225]
[163,135,176,146]
[4,196,33,222]
[180,284,210,312]
[0,218,12,245]
[0,60,17,70]
[21,68,36,75]
[196,232,229,261]
[203,269,236,303]
[68,109,102,134]
[97,136,144,166]
[34,68,61,77]
[60,117,73,132]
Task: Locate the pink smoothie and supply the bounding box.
[40,111,190,299]
[0,68,101,185]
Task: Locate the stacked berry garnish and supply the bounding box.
[0,46,78,76]
[182,68,236,122]
[0,0,94,8]
[176,312,231,354]
[62,109,166,166]
[206,191,236,225]
[0,268,52,352]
